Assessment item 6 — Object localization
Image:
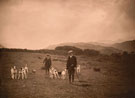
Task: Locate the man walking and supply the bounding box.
[43,54,52,75]
[66,50,77,83]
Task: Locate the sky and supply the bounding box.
[0,0,135,49]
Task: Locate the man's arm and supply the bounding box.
[50,59,52,66]
[43,58,46,63]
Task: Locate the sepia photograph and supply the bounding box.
[0,0,135,98]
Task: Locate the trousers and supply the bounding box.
[68,68,75,83]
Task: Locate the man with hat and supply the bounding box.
[43,54,52,75]
[66,50,77,83]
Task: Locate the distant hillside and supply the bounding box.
[47,42,121,55]
[0,44,4,48]
[47,42,106,50]
[112,40,135,52]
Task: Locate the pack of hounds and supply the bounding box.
[10,64,81,80]
[49,65,81,80]
[10,64,28,80]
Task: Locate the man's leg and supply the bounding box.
[46,69,48,75]
[68,70,71,83]
[47,69,49,75]
[71,69,75,82]
[69,74,71,83]
[72,74,74,82]
[13,73,15,79]
[45,69,46,74]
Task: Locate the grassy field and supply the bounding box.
[0,51,134,98]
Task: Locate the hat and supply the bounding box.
[68,50,73,53]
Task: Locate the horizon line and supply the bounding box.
[0,39,135,50]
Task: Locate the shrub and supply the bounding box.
[55,46,83,55]
[83,49,100,56]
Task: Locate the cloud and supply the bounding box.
[0,0,134,49]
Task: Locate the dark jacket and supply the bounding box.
[43,58,52,69]
[66,56,77,70]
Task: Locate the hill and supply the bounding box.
[47,42,121,55]
[0,44,4,48]
[47,42,106,50]
[112,40,135,52]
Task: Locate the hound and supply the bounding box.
[11,67,14,79]
[24,64,28,73]
[23,64,28,79]
[11,66,17,79]
[18,68,23,79]
[61,69,67,79]
[22,67,27,79]
[32,69,36,73]
[49,67,59,79]
[49,69,54,79]
[53,69,59,79]
[18,67,27,79]
[76,65,81,74]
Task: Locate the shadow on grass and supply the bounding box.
[78,80,89,83]
[0,86,9,98]
[71,81,91,87]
